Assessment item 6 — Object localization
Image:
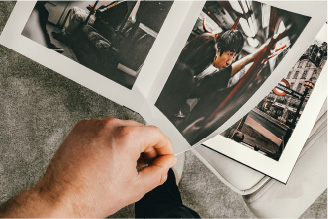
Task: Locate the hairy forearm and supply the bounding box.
[0,118,176,218]
[0,187,75,218]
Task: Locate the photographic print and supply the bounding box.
[0,0,326,182]
[155,0,311,145]
[21,1,173,89]
[221,39,327,161]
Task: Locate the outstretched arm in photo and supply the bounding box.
[231,40,272,78]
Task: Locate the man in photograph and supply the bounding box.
[170,30,245,125]
[184,30,269,119]
[178,34,272,142]
[156,29,272,128]
[192,30,245,97]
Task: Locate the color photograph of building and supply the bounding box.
[222,40,327,160]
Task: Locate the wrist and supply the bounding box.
[0,188,60,217]
[0,185,79,218]
[33,180,82,218]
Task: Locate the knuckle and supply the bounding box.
[129,119,145,126]
[111,126,135,148]
[100,118,121,132]
[159,131,172,146]
[148,126,172,148]
[148,125,162,134]
[102,117,120,126]
[117,126,134,139]
[148,125,160,131]
[164,136,172,147]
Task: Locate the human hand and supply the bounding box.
[0,118,176,218]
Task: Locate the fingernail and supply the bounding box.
[170,156,177,166]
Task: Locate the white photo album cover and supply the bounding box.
[0,0,326,182]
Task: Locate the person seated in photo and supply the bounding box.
[156,30,271,126]
[177,32,273,140]
[155,33,218,124]
[52,1,128,43]
[175,30,245,125]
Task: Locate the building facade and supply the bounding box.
[259,41,327,125]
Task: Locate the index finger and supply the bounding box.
[133,125,173,156]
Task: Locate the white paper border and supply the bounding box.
[140,1,327,181]
[1,1,327,179]
[203,24,327,183]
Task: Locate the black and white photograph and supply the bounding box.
[0,1,327,217]
[21,1,173,89]
[221,39,327,161]
[155,0,311,145]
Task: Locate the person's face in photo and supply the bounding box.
[213,50,236,69]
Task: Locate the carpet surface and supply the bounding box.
[0,2,326,218]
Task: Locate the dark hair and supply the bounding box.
[178,33,217,75]
[217,30,244,55]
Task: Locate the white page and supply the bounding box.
[203,24,327,183]
[0,1,184,115]
[139,1,206,154]
[146,1,326,146]
[0,1,208,154]
[201,1,327,142]
[0,1,143,113]
[0,1,326,179]
[140,1,326,181]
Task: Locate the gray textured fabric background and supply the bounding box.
[0,2,326,218]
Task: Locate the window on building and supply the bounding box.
[306,61,312,67]
[290,82,294,89]
[301,70,307,79]
[312,70,317,77]
[276,96,286,104]
[296,83,302,92]
[293,71,299,79]
[287,71,292,78]
[290,99,299,108]
[298,62,302,68]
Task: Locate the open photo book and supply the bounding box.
[0,0,326,183]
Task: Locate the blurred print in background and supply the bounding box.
[155,0,310,145]
[222,39,327,161]
[22,1,173,89]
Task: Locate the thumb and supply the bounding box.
[137,154,177,193]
